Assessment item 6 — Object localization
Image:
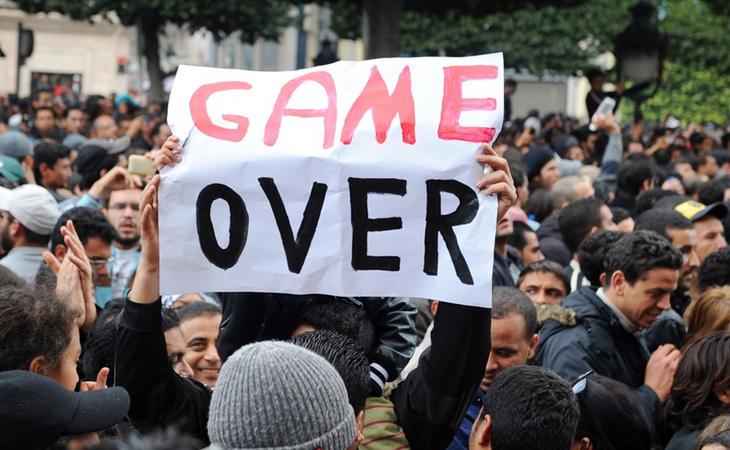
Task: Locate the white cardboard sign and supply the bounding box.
[161,53,502,307]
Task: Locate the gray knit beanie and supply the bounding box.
[208,341,356,450]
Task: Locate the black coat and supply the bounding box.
[533,286,662,431]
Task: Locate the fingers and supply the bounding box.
[483,182,517,202]
[475,154,512,179]
[476,169,512,190]
[79,381,94,392]
[95,367,109,390]
[42,251,62,274]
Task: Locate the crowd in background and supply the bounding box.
[0,69,729,450]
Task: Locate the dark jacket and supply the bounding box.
[492,251,514,287]
[533,286,662,431]
[217,293,417,383]
[537,216,572,267]
[392,301,491,450]
[114,299,212,443]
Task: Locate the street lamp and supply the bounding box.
[613,1,667,111]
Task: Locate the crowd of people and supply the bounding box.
[0,72,729,450]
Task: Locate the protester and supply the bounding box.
[666,332,730,450]
[697,248,730,292]
[448,287,538,449]
[177,302,223,388]
[103,184,143,298]
[33,142,72,202]
[516,260,569,306]
[534,231,683,431]
[683,287,730,346]
[671,200,728,263]
[469,365,580,450]
[0,184,61,283]
[576,230,624,287]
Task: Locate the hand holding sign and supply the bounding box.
[162,54,504,307]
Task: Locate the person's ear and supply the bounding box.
[54,244,68,261]
[474,414,493,447]
[610,270,626,297]
[430,300,439,317]
[28,356,48,376]
[642,178,652,192]
[9,219,20,237]
[715,385,730,405]
[599,273,607,286]
[589,226,598,235]
[38,162,51,177]
[528,334,539,359]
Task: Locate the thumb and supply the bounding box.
[95,367,110,390]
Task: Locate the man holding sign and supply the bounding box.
[119,53,515,449]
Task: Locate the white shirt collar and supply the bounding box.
[596,287,638,333]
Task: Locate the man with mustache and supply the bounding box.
[103,186,143,298]
[534,230,683,432]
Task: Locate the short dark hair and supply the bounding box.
[559,198,604,254]
[610,207,630,225]
[667,332,730,431]
[698,177,730,205]
[480,365,580,450]
[51,207,116,253]
[507,221,535,253]
[177,301,222,323]
[524,188,554,223]
[634,189,677,217]
[0,265,25,288]
[697,247,730,292]
[289,329,369,414]
[298,299,376,353]
[5,211,51,246]
[617,154,655,197]
[0,286,75,373]
[578,230,625,287]
[33,106,55,119]
[492,287,537,339]
[81,300,124,382]
[32,142,70,183]
[604,230,682,286]
[161,306,181,332]
[574,374,653,450]
[635,209,693,241]
[62,106,84,119]
[517,260,570,296]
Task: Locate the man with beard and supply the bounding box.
[104,186,143,298]
[447,287,538,450]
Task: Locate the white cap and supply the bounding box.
[0,187,11,211]
[7,185,61,235]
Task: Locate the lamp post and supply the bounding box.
[613,2,667,120]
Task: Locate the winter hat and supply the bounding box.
[521,145,556,180]
[208,341,356,450]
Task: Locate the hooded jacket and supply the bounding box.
[533,286,662,431]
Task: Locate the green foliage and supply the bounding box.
[622,62,730,125]
[14,0,292,43]
[400,0,634,75]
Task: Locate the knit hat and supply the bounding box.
[209,341,356,450]
[521,145,556,179]
[7,184,61,235]
[0,131,32,159]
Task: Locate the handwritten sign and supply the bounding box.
[161,53,502,307]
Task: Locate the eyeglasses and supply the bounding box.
[89,256,114,267]
[109,203,140,212]
[571,370,593,395]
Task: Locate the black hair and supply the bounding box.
[177,301,222,323]
[635,209,693,241]
[492,287,537,339]
[289,329,369,414]
[150,120,169,138]
[697,247,730,292]
[51,207,116,253]
[698,178,730,205]
[298,298,376,353]
[0,264,25,288]
[81,300,124,382]
[33,105,56,119]
[508,160,526,189]
[32,142,70,184]
[507,221,536,253]
[585,68,604,83]
[667,332,730,431]
[0,285,75,373]
[62,106,84,119]
[161,307,181,333]
[524,188,554,223]
[505,78,517,88]
[617,154,655,198]
[480,365,580,450]
[517,260,570,297]
[574,374,653,450]
[609,207,630,225]
[578,230,624,287]
[634,189,679,217]
[604,230,682,286]
[722,133,730,150]
[559,197,605,254]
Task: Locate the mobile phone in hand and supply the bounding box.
[128,154,155,176]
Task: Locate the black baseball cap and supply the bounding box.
[0,370,130,450]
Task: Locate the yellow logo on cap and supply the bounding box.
[674,201,706,220]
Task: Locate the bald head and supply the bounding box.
[551,176,595,209]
